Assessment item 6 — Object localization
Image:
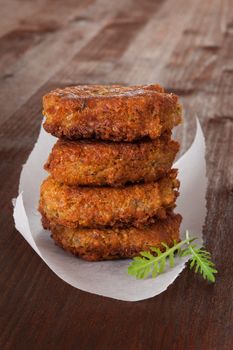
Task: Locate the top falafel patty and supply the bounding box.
[42,84,182,141]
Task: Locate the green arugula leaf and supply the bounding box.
[127,230,217,283]
[128,238,189,280]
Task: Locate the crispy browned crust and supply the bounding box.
[39,170,179,228]
[42,213,182,261]
[42,84,182,141]
[45,132,179,186]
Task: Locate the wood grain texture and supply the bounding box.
[0,0,232,349]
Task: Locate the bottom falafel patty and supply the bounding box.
[42,213,182,261]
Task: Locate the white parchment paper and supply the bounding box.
[13,118,207,301]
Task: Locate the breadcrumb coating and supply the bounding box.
[42,213,182,261]
[43,84,182,141]
[39,170,179,228]
[45,133,179,186]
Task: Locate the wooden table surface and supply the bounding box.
[1,0,232,349]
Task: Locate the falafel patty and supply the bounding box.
[39,170,179,229]
[45,133,179,186]
[42,84,182,141]
[42,213,182,261]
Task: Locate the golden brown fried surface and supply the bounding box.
[43,84,182,141]
[45,133,179,186]
[42,213,182,261]
[39,170,179,228]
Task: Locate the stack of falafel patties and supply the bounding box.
[39,84,182,261]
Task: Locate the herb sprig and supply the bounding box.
[127,231,217,282]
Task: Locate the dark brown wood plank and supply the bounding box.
[0,0,232,349]
[0,0,121,125]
